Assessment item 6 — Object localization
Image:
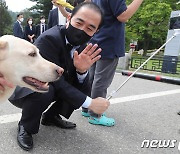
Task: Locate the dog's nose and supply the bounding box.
[56,67,64,76]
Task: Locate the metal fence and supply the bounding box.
[130,57,180,74]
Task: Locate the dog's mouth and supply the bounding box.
[23,77,49,92]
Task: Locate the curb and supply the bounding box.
[121,70,180,85]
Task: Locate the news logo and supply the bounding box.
[141,139,180,150]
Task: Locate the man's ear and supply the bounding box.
[0,40,8,60]
[92,29,99,37]
[67,14,71,22]
[66,14,71,28]
[96,29,99,33]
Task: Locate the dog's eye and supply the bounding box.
[28,52,36,57]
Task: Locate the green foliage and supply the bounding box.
[28,0,74,25]
[0,0,12,36]
[125,0,180,54]
[8,10,17,23]
[29,0,53,19]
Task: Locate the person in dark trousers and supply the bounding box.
[81,0,144,127]
[13,13,24,39]
[56,0,144,127]
[36,16,48,38]
[9,2,109,151]
[48,6,59,28]
[24,18,36,43]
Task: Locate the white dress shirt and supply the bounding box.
[58,7,66,25]
[52,4,66,25]
[66,38,92,108]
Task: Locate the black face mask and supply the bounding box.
[66,23,91,46]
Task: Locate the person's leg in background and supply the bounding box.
[82,57,119,126]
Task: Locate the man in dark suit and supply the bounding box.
[48,7,59,28]
[9,2,108,151]
[48,0,72,28]
[13,13,24,39]
[36,16,48,38]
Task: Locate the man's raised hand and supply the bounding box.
[73,43,101,73]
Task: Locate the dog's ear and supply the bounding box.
[0,40,8,60]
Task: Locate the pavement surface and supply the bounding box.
[0,73,180,154]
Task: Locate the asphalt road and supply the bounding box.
[0,73,180,154]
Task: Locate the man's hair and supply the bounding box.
[71,2,104,29]
[40,16,45,19]
[17,13,23,18]
[73,0,85,7]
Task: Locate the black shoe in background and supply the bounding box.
[17,122,33,151]
[41,114,76,129]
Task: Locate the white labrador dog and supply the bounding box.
[0,35,64,102]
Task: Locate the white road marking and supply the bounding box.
[0,113,21,124]
[110,89,180,104]
[0,89,180,124]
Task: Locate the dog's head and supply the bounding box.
[0,35,64,92]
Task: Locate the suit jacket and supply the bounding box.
[24,25,36,42]
[48,8,70,29]
[36,24,48,38]
[13,21,24,39]
[48,8,59,29]
[9,25,89,117]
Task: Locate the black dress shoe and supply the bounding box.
[41,114,76,129]
[17,123,33,151]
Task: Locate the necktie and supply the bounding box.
[42,25,45,33]
[20,23,23,32]
[65,44,74,83]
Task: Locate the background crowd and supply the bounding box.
[12,0,85,42]
[13,13,48,42]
